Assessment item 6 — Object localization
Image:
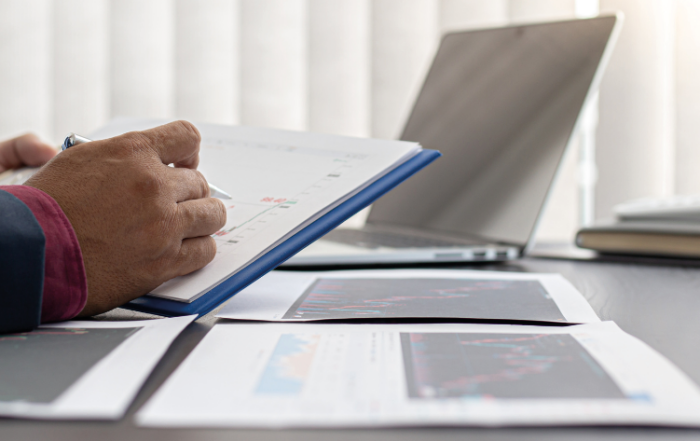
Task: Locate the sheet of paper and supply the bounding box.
[0,167,39,185]
[217,269,599,324]
[137,321,700,428]
[89,118,421,302]
[0,315,194,420]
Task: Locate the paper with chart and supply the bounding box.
[90,118,421,302]
[0,315,194,420]
[137,321,700,428]
[218,269,599,324]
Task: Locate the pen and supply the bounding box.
[62,133,232,200]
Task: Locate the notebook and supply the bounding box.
[87,118,440,316]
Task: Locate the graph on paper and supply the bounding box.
[401,332,626,400]
[211,199,296,256]
[281,278,566,322]
[150,134,386,301]
[203,139,368,258]
[126,120,421,302]
[0,327,141,403]
[255,334,320,395]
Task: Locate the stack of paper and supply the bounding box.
[134,269,700,429]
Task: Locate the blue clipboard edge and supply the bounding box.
[124,149,441,317]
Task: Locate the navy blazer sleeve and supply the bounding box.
[0,189,45,334]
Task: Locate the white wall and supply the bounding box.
[53,0,109,141]
[309,0,370,137]
[110,0,175,120]
[440,0,508,31]
[240,0,307,130]
[0,1,52,140]
[596,0,676,218]
[371,0,439,139]
[674,0,700,195]
[175,0,239,125]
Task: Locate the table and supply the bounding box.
[4,256,700,440]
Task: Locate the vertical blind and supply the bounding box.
[0,0,697,242]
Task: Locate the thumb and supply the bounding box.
[131,120,201,169]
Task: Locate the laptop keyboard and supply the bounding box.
[321,229,472,249]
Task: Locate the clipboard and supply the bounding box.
[125,149,441,317]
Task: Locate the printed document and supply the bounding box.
[90,118,421,302]
[137,322,700,428]
[0,316,194,420]
[217,269,599,324]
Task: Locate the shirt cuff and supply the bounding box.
[0,185,87,322]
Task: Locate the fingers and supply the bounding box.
[168,167,211,202]
[135,120,201,169]
[177,198,227,238]
[0,134,57,172]
[173,236,218,277]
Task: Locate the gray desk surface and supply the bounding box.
[3,256,700,440]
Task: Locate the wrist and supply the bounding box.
[0,185,88,321]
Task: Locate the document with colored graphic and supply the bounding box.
[137,322,700,428]
[217,269,599,324]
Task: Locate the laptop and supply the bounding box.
[283,14,622,267]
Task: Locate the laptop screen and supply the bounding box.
[367,16,618,247]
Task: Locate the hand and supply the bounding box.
[0,133,57,172]
[25,121,226,316]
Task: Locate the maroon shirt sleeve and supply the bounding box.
[0,185,87,322]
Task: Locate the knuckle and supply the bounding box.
[115,132,151,157]
[179,204,197,230]
[148,249,179,281]
[173,120,201,145]
[104,133,156,166]
[214,199,227,228]
[201,237,217,262]
[163,205,183,234]
[145,205,179,242]
[167,242,184,264]
[133,169,168,197]
[161,245,184,275]
[195,170,209,198]
[185,238,216,267]
[175,242,193,265]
